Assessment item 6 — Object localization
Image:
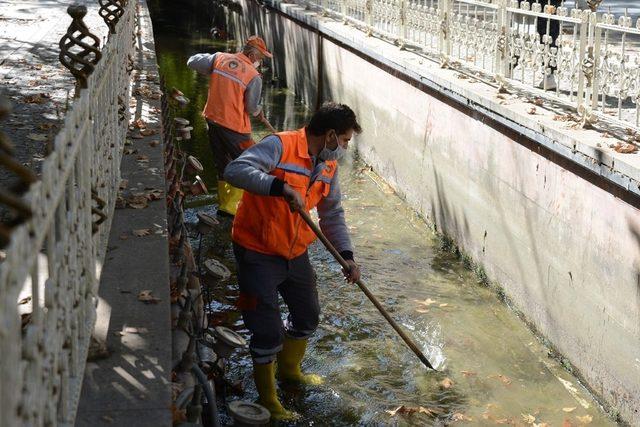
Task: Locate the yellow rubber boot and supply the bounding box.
[253,361,298,421]
[217,180,243,216]
[277,337,323,385]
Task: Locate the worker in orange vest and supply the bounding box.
[224,102,362,420]
[187,36,273,216]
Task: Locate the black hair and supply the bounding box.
[307,102,362,136]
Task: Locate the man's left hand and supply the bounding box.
[342,259,361,284]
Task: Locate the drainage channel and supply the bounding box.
[148,0,617,425]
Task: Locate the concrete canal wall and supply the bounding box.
[228,0,640,423]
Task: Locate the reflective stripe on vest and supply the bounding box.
[203,52,259,134]
[232,128,338,260]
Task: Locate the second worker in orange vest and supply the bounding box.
[224,103,362,421]
[187,35,273,216]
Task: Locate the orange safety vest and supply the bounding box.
[203,52,259,134]
[232,128,338,260]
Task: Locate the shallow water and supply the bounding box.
[148,1,616,425]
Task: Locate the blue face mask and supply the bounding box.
[318,132,346,161]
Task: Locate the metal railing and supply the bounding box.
[0,0,135,425]
[294,0,640,129]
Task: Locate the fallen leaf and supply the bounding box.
[37,123,56,131]
[140,128,158,136]
[172,404,187,423]
[133,118,147,129]
[451,412,473,422]
[18,296,32,305]
[562,407,576,413]
[440,377,454,389]
[522,413,536,424]
[414,298,437,306]
[127,195,148,209]
[100,415,114,423]
[415,308,429,314]
[27,133,48,141]
[562,419,574,427]
[146,189,163,201]
[123,148,138,155]
[119,233,129,240]
[612,142,638,154]
[23,93,49,104]
[149,140,160,147]
[461,370,476,377]
[385,405,438,416]
[576,415,593,424]
[136,154,149,162]
[137,289,161,304]
[132,228,151,237]
[528,107,537,115]
[439,303,449,307]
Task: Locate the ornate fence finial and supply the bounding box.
[98,0,125,34]
[0,95,37,248]
[59,5,102,96]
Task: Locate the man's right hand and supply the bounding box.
[282,183,305,213]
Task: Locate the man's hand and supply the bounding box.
[282,183,305,213]
[342,259,361,284]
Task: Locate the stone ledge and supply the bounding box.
[267,1,640,199]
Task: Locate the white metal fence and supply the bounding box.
[294,0,640,129]
[0,1,135,425]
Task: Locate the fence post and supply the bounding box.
[341,0,347,23]
[399,0,407,49]
[590,11,601,110]
[365,0,373,36]
[438,0,451,67]
[494,0,508,86]
[98,0,125,34]
[576,9,592,125]
[59,5,102,96]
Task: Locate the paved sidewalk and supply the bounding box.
[0,0,107,181]
[2,1,172,425]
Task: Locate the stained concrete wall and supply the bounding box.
[228,1,640,423]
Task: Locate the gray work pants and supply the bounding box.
[233,243,320,364]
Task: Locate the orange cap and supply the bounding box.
[246,35,273,58]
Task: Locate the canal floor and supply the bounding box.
[148,0,617,425]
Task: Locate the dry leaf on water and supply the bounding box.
[149,140,160,147]
[132,228,151,237]
[119,233,129,240]
[451,413,473,422]
[27,133,48,141]
[562,407,576,413]
[137,289,161,304]
[414,298,437,306]
[385,405,437,416]
[521,413,536,424]
[440,377,454,389]
[136,154,149,162]
[576,415,593,424]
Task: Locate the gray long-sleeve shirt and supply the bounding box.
[186,52,263,116]
[224,135,353,255]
